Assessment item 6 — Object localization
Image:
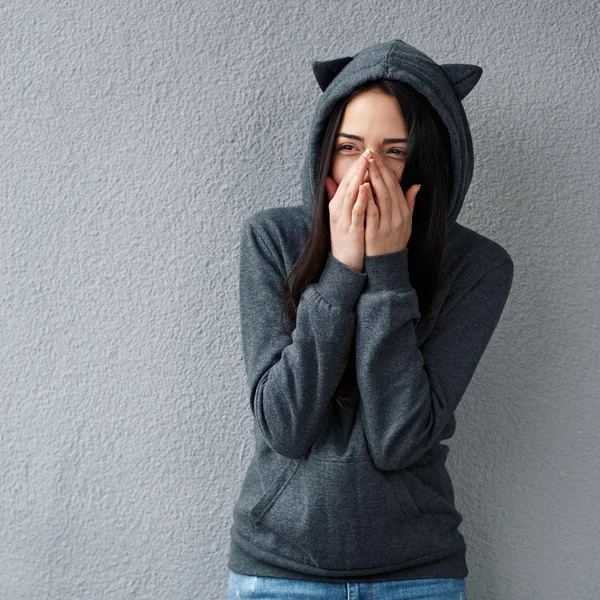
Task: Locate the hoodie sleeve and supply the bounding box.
[355,247,514,471]
[239,216,367,459]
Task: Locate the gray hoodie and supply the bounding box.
[227,38,514,582]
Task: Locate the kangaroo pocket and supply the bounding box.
[401,461,465,532]
[249,456,432,571]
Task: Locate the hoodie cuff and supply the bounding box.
[364,248,413,294]
[313,251,367,313]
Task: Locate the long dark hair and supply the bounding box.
[282,79,453,409]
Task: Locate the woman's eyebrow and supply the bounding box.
[337,132,408,144]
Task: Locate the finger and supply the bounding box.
[338,148,374,195]
[371,152,405,219]
[375,155,410,216]
[371,151,401,197]
[337,152,365,196]
[366,156,393,223]
[363,182,379,239]
[351,182,368,229]
[343,155,369,218]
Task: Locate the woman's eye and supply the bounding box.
[338,145,405,157]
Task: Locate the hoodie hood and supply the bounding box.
[300,38,483,225]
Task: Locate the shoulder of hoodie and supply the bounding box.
[447,221,514,286]
[240,204,311,271]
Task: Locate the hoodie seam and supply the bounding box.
[385,43,394,76]
[234,525,463,574]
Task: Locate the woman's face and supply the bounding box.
[330,90,408,186]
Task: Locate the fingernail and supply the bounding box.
[364,149,371,158]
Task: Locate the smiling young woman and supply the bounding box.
[227,37,513,600]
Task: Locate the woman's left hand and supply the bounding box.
[362,150,421,256]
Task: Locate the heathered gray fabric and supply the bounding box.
[227,38,514,582]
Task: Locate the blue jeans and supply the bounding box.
[228,569,467,599]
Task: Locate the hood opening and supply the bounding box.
[300,38,483,226]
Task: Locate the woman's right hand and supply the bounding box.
[324,149,371,273]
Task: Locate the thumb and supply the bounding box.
[325,177,338,202]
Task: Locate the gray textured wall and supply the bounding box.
[1,1,598,598]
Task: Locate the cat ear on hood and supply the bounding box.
[311,56,355,92]
[440,63,483,102]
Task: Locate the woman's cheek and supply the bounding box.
[331,157,354,186]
